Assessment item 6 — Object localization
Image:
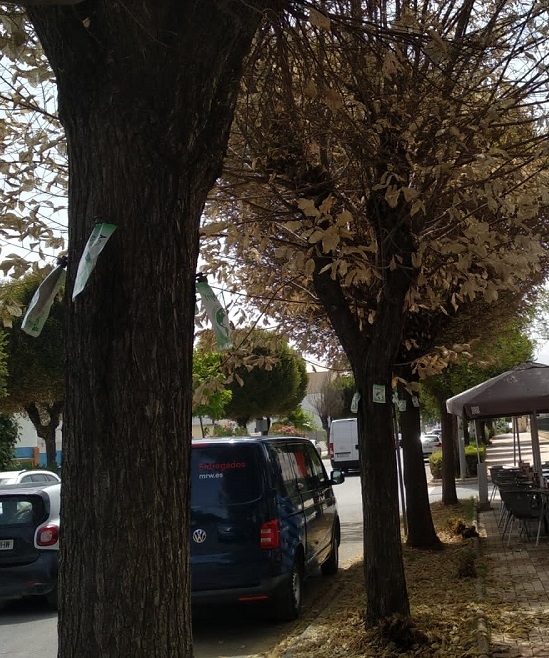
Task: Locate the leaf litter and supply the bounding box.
[254,501,507,658]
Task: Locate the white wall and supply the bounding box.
[14,414,62,456]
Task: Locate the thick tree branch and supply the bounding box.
[24,402,41,429]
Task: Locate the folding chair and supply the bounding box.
[500,488,546,546]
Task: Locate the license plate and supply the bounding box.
[0,539,14,550]
[335,452,350,457]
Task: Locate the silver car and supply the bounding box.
[0,470,60,485]
[421,434,442,458]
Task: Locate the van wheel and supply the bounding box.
[273,558,303,621]
[321,534,339,576]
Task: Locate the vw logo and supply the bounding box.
[192,528,207,544]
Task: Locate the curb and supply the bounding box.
[474,512,492,658]
[281,577,352,658]
[428,476,479,484]
[281,553,363,657]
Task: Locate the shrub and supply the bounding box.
[429,444,485,478]
[8,458,34,470]
[211,423,248,437]
[428,450,443,478]
[465,443,486,476]
[270,423,307,437]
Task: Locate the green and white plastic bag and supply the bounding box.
[22,265,67,337]
[72,223,117,300]
[196,279,233,351]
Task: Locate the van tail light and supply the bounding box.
[260,519,280,549]
[37,524,59,547]
[329,442,334,458]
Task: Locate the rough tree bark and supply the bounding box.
[21,2,265,656]
[25,401,63,470]
[395,367,441,549]
[312,198,412,624]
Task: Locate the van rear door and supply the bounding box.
[330,418,360,470]
[190,443,273,593]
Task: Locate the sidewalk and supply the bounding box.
[478,432,549,658]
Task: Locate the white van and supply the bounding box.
[329,418,360,472]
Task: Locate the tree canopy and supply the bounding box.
[423,318,535,407]
[204,6,549,369]
[198,328,308,427]
[0,6,66,275]
[192,349,232,420]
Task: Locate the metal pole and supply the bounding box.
[513,417,516,464]
[530,413,544,487]
[458,416,467,479]
[393,407,407,536]
[474,419,489,508]
[515,417,522,465]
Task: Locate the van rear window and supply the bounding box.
[191,445,262,506]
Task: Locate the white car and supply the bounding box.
[421,434,442,458]
[0,470,60,485]
[309,438,323,457]
[0,481,60,607]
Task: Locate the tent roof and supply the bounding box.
[446,361,549,420]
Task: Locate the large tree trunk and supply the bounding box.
[25,401,63,470]
[440,399,458,505]
[312,200,412,624]
[320,415,330,440]
[357,364,409,624]
[26,3,264,656]
[395,370,441,549]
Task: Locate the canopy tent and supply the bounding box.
[446,361,549,482]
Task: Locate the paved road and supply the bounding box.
[0,599,56,658]
[0,457,478,657]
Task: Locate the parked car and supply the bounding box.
[0,470,60,485]
[421,433,443,458]
[309,438,323,457]
[190,436,344,620]
[0,481,60,607]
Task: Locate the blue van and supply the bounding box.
[190,436,344,620]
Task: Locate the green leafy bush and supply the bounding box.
[8,458,34,470]
[429,444,486,479]
[211,423,248,437]
[465,443,486,476]
[428,450,443,478]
